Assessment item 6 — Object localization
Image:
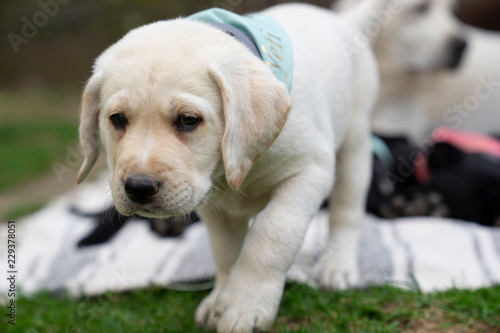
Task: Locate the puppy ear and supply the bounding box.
[77,72,103,184]
[209,61,292,189]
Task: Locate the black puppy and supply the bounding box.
[74,206,199,247]
[368,129,500,226]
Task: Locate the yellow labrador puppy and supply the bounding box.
[77,3,378,332]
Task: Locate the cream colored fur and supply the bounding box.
[77,4,379,332]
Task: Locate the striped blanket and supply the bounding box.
[1,180,499,298]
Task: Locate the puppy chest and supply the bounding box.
[213,189,271,216]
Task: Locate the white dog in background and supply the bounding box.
[334,0,500,143]
[76,3,379,332]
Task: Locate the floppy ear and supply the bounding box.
[209,61,292,189]
[77,72,103,184]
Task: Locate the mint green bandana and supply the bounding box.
[189,8,293,91]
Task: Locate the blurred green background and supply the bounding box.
[1,0,335,90]
[0,0,499,220]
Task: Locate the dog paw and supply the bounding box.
[315,253,359,290]
[195,289,220,329]
[213,291,278,333]
[199,275,284,333]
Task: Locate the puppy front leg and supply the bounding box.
[195,207,249,329]
[213,170,332,333]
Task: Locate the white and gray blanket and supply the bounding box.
[1,180,499,299]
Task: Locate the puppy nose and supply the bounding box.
[451,37,467,54]
[448,37,467,69]
[124,174,161,204]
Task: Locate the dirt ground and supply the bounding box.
[0,155,106,220]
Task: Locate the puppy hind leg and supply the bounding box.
[317,51,378,290]
[318,133,372,290]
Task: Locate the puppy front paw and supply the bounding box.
[195,289,220,330]
[213,292,277,333]
[208,276,284,333]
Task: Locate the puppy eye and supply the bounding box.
[414,1,430,13]
[177,115,201,131]
[110,113,128,129]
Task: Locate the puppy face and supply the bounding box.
[77,20,291,218]
[390,0,467,72]
[334,0,467,72]
[98,72,224,217]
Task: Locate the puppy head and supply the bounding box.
[337,0,468,72]
[390,0,467,72]
[77,20,291,218]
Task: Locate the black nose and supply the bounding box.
[448,37,468,69]
[124,174,161,204]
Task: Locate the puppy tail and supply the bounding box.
[334,0,391,45]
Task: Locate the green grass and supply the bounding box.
[0,88,81,190]
[0,88,81,219]
[8,283,500,332]
[0,120,78,190]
